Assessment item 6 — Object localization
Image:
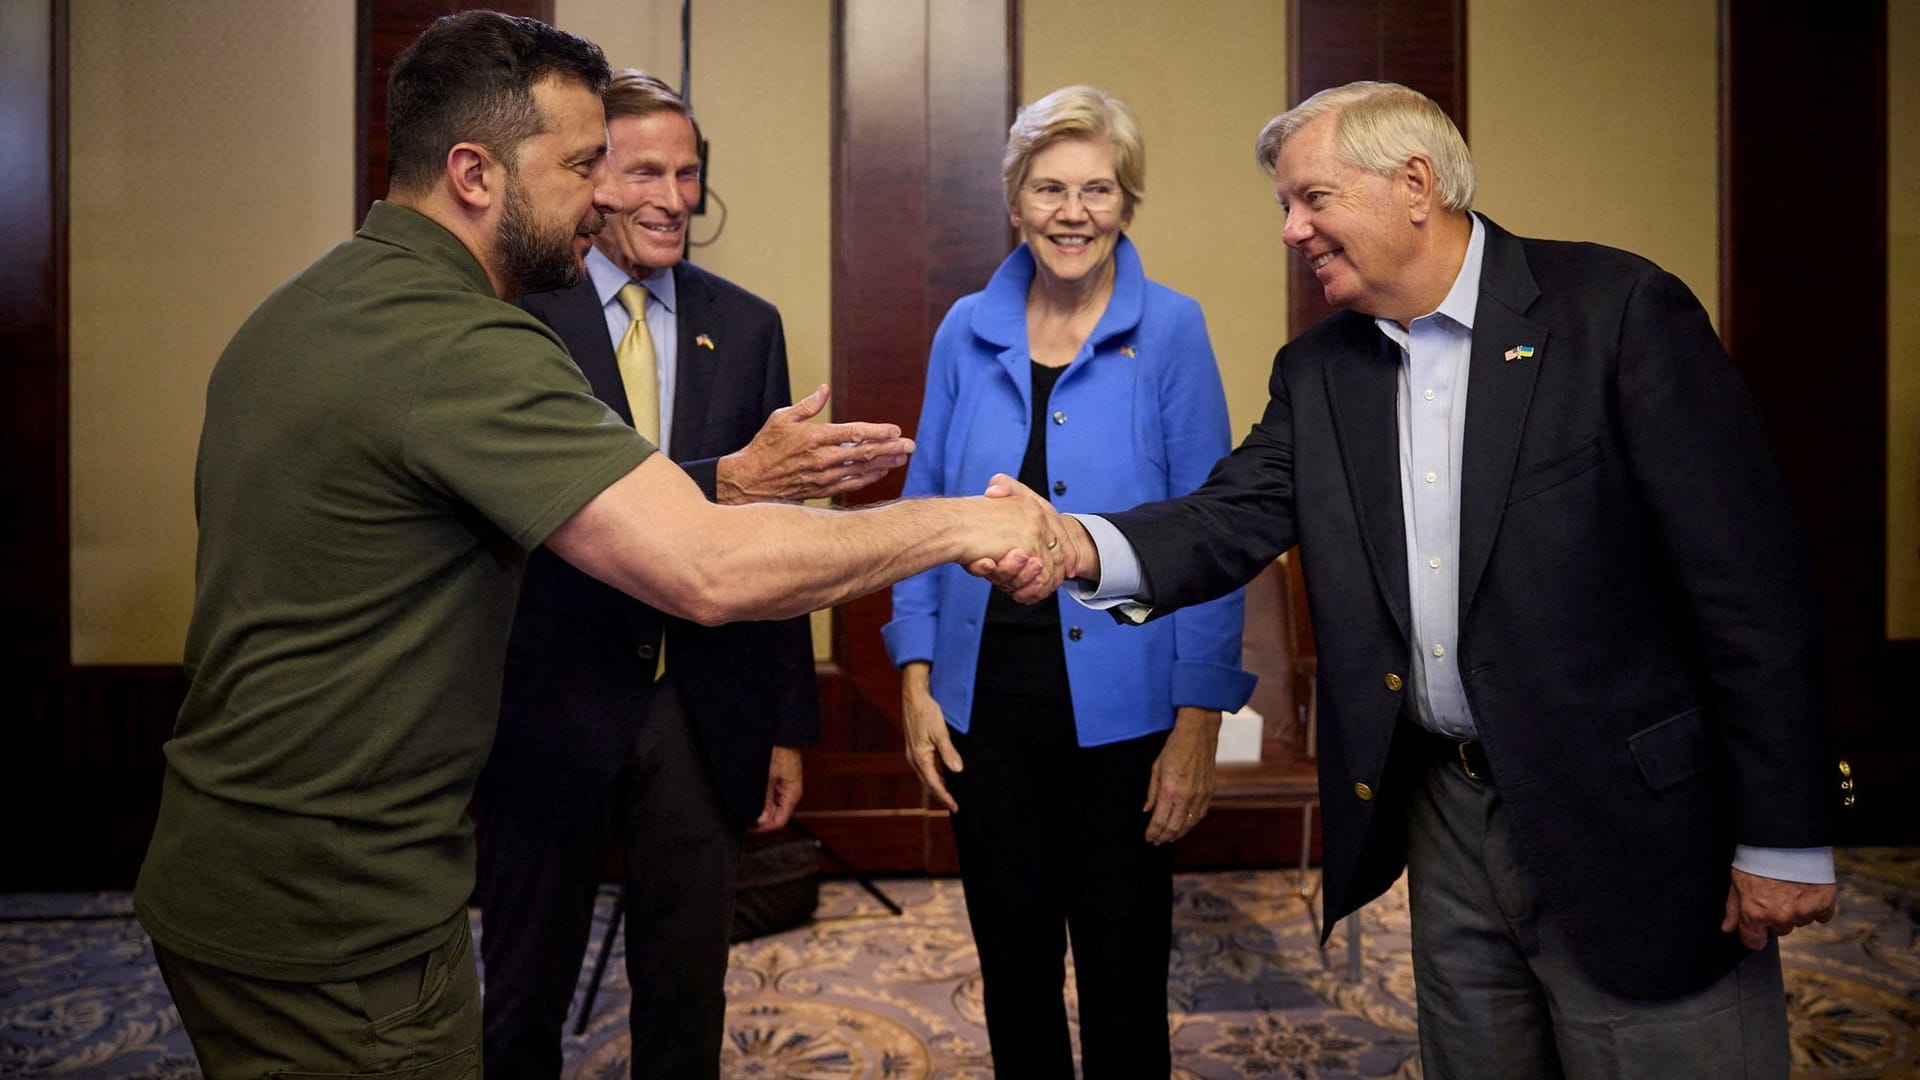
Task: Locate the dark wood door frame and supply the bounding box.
[802,0,1021,871]
[1721,0,1903,838]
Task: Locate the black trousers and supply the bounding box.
[947,680,1175,1079]
[476,675,742,1080]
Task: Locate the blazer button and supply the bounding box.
[1068,626,1083,641]
[1052,480,1067,495]
[1353,782,1374,801]
[1052,410,1067,425]
[1383,673,1404,691]
[637,644,656,660]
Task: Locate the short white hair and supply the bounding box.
[1255,81,1476,212]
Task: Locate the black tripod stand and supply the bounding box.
[572,820,902,1034]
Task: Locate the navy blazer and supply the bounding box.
[1107,217,1834,1000]
[481,260,820,828]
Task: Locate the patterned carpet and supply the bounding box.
[2,849,1916,1078]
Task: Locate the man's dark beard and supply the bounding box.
[497,178,587,298]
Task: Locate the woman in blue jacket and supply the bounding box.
[883,85,1254,1077]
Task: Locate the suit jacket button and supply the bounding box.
[1383,673,1404,691]
[1052,480,1067,495]
[1068,626,1083,641]
[1353,782,1374,801]
[637,644,656,660]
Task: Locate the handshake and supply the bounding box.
[960,473,1102,603]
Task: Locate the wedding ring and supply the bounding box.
[1046,536,1059,550]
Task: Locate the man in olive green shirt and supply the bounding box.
[135,12,1069,1076]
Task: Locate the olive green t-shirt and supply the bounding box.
[134,202,653,981]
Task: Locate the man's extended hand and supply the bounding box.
[962,474,1072,597]
[751,746,804,833]
[1721,868,1837,949]
[715,384,914,504]
[968,501,1097,605]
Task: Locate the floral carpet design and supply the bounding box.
[2,850,1916,1078]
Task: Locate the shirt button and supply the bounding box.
[1425,471,1437,484]
[1052,410,1067,424]
[1052,480,1067,495]
[1432,643,1446,658]
[1424,389,1436,401]
[1429,556,1441,569]
[1383,673,1404,691]
[1353,782,1375,801]
[1068,626,1083,641]
[637,644,656,660]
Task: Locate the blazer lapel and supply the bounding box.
[1458,221,1548,619]
[554,280,632,426]
[668,263,719,459]
[1324,321,1411,641]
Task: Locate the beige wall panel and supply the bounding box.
[1469,0,1719,323]
[557,0,834,652]
[1891,0,1919,639]
[555,0,831,399]
[69,0,354,664]
[1023,0,1291,437]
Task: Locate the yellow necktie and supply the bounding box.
[615,283,668,681]
[615,283,660,444]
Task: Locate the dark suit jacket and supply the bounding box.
[481,260,820,828]
[1107,217,1834,1000]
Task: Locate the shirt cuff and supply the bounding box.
[1063,514,1153,624]
[1731,845,1835,885]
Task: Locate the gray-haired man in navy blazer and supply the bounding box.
[475,70,911,1079]
[995,81,1841,1078]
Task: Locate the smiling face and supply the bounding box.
[493,75,616,297]
[593,109,702,276]
[1012,136,1130,292]
[1271,113,1426,322]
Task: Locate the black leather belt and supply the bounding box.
[1412,726,1490,782]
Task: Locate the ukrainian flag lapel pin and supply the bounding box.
[1119,344,1137,358]
[1502,344,1535,363]
[695,333,716,350]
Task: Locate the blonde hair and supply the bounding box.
[1002,85,1144,212]
[1255,81,1476,211]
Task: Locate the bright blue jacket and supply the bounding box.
[883,236,1255,746]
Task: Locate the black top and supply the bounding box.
[976,361,1070,699]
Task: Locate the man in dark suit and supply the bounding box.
[475,71,912,1079]
[1013,81,1840,1077]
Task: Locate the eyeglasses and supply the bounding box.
[1022,181,1122,213]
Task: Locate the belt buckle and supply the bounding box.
[1455,739,1485,782]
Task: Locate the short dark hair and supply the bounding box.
[385,11,611,194]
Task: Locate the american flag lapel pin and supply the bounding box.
[1119,344,1137,358]
[1503,344,1535,363]
[695,333,715,350]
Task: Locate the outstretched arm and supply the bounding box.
[547,458,1068,625]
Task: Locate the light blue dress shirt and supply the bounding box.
[585,246,680,457]
[1378,216,1484,740]
[1072,213,1831,884]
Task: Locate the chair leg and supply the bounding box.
[573,885,626,1036]
[1346,910,1363,983]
